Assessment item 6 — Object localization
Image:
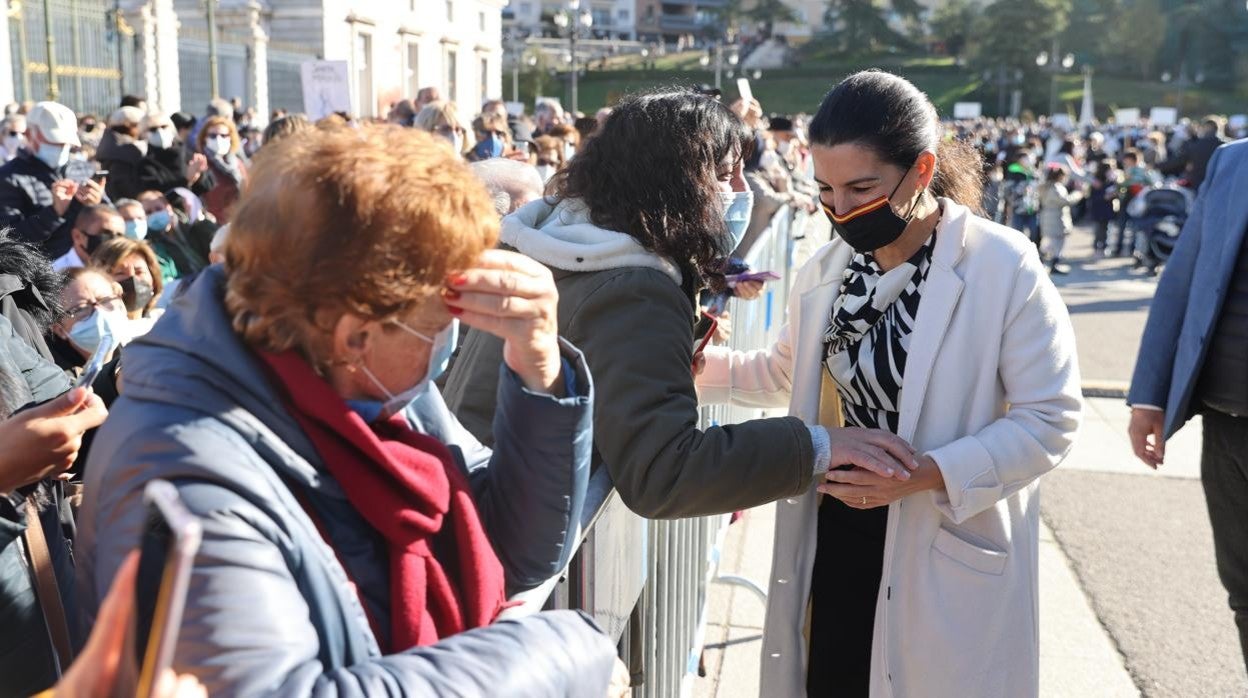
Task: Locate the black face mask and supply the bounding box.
[82,231,107,256]
[822,166,922,253]
[119,275,155,313]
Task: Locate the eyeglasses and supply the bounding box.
[65,295,124,323]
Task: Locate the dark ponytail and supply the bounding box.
[809,70,984,215]
[933,138,986,215]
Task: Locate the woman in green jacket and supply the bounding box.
[442,89,915,519]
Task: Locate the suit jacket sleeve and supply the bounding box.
[1127,144,1225,410]
[927,252,1083,524]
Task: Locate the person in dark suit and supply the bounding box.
[1161,117,1230,190]
[1129,138,1248,673]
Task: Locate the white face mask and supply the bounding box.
[205,135,232,155]
[719,190,755,252]
[36,142,71,170]
[536,164,555,182]
[147,127,174,149]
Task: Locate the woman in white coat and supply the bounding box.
[696,71,1082,697]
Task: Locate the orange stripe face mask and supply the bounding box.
[820,166,920,253]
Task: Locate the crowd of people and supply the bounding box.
[0,65,1242,698]
[956,114,1235,274]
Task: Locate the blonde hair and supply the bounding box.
[413,101,476,154]
[196,115,241,155]
[223,124,498,358]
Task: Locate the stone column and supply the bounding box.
[217,0,268,120]
[0,1,16,105]
[149,0,182,113]
[118,0,181,114]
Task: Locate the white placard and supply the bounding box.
[301,60,352,121]
[736,78,754,104]
[952,102,982,119]
[1149,107,1178,126]
[1114,108,1141,125]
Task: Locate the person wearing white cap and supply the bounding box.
[96,105,147,201]
[0,101,105,258]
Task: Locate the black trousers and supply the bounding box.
[806,494,888,697]
[1202,409,1248,674]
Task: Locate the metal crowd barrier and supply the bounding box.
[504,205,819,697]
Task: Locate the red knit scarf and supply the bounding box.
[258,350,507,651]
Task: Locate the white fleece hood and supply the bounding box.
[501,197,683,285]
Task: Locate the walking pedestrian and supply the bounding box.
[1038,165,1082,274]
[1128,137,1248,675]
[1088,159,1120,255]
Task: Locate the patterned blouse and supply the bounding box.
[823,235,936,433]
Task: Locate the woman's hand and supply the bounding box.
[444,249,564,395]
[733,280,764,301]
[818,454,944,508]
[54,551,207,698]
[606,657,630,698]
[186,153,209,184]
[712,312,732,344]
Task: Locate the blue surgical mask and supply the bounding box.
[125,218,148,241]
[473,135,506,160]
[36,142,70,170]
[719,190,754,253]
[67,308,120,354]
[147,210,171,233]
[353,318,459,422]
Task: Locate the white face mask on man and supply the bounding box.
[147,127,175,150]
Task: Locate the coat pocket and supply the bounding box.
[932,526,1008,576]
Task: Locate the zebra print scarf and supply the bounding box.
[823,235,935,432]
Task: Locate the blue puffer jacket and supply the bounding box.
[76,265,615,696]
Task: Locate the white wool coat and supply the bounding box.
[697,200,1082,697]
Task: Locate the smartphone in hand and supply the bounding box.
[75,333,116,392]
[133,479,202,698]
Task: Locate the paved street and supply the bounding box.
[695,225,1247,697]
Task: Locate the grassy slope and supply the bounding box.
[525,50,1247,118]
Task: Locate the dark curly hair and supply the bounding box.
[548,88,753,285]
[0,227,64,329]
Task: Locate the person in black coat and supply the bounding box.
[0,102,105,259]
[0,311,109,696]
[136,112,211,196]
[95,107,148,203]
[1161,117,1230,190]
